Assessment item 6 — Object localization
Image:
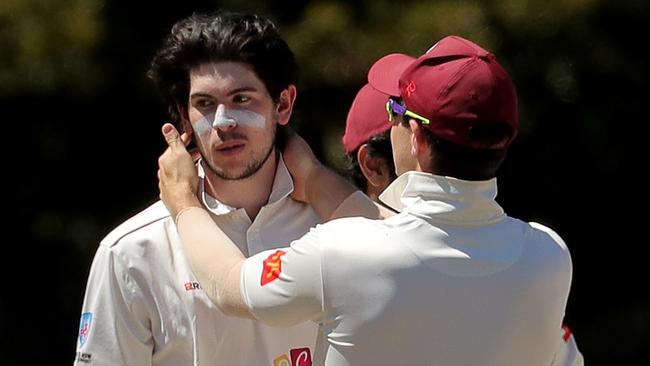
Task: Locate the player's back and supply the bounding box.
[317,213,573,366]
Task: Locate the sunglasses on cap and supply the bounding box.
[385,98,430,126]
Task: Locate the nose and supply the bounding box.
[212,104,237,131]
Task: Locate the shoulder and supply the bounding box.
[304,216,391,252]
[318,216,380,234]
[526,221,569,252]
[100,201,172,250]
[519,220,573,273]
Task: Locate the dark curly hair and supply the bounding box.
[345,130,396,191]
[147,10,298,127]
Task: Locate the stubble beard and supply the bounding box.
[200,125,277,181]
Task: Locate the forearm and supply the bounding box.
[175,207,253,318]
[302,163,355,219]
[329,190,396,220]
[305,165,392,220]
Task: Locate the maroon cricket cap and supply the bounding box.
[342,83,392,154]
[368,35,518,149]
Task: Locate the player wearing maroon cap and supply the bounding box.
[345,67,582,366]
[342,84,396,202]
[157,35,581,365]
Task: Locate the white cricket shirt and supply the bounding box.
[75,156,320,366]
[242,171,576,366]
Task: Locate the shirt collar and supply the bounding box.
[197,154,294,216]
[378,171,505,225]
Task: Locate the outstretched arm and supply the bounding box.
[158,123,252,318]
[158,125,392,318]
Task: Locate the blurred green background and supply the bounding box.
[2,0,647,364]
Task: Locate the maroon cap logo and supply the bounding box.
[406,81,416,97]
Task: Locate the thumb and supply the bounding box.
[162,123,182,148]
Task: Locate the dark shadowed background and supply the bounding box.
[1,0,647,364]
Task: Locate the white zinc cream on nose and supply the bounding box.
[212,104,237,130]
[193,104,267,137]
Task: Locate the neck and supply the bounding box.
[203,150,278,220]
[364,184,384,203]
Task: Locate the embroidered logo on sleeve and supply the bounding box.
[77,312,93,348]
[261,250,286,286]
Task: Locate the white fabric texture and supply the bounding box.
[75,157,320,366]
[243,171,579,366]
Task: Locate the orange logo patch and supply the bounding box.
[261,250,286,286]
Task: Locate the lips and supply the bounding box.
[216,141,246,156]
[217,142,244,151]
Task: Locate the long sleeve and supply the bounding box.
[241,226,324,327]
[75,245,153,366]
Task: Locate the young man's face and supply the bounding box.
[186,61,289,180]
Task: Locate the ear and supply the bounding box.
[409,119,434,172]
[181,116,193,140]
[276,85,297,126]
[175,102,193,136]
[358,144,392,189]
[409,119,428,157]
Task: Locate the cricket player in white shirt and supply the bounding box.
[74,10,321,365]
[340,82,583,366]
[157,35,583,365]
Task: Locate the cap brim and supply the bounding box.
[368,53,415,96]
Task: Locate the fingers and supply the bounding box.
[181,132,201,162]
[162,123,182,148]
[180,131,192,146]
[188,148,201,162]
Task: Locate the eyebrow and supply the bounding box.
[189,86,259,100]
[228,86,258,95]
